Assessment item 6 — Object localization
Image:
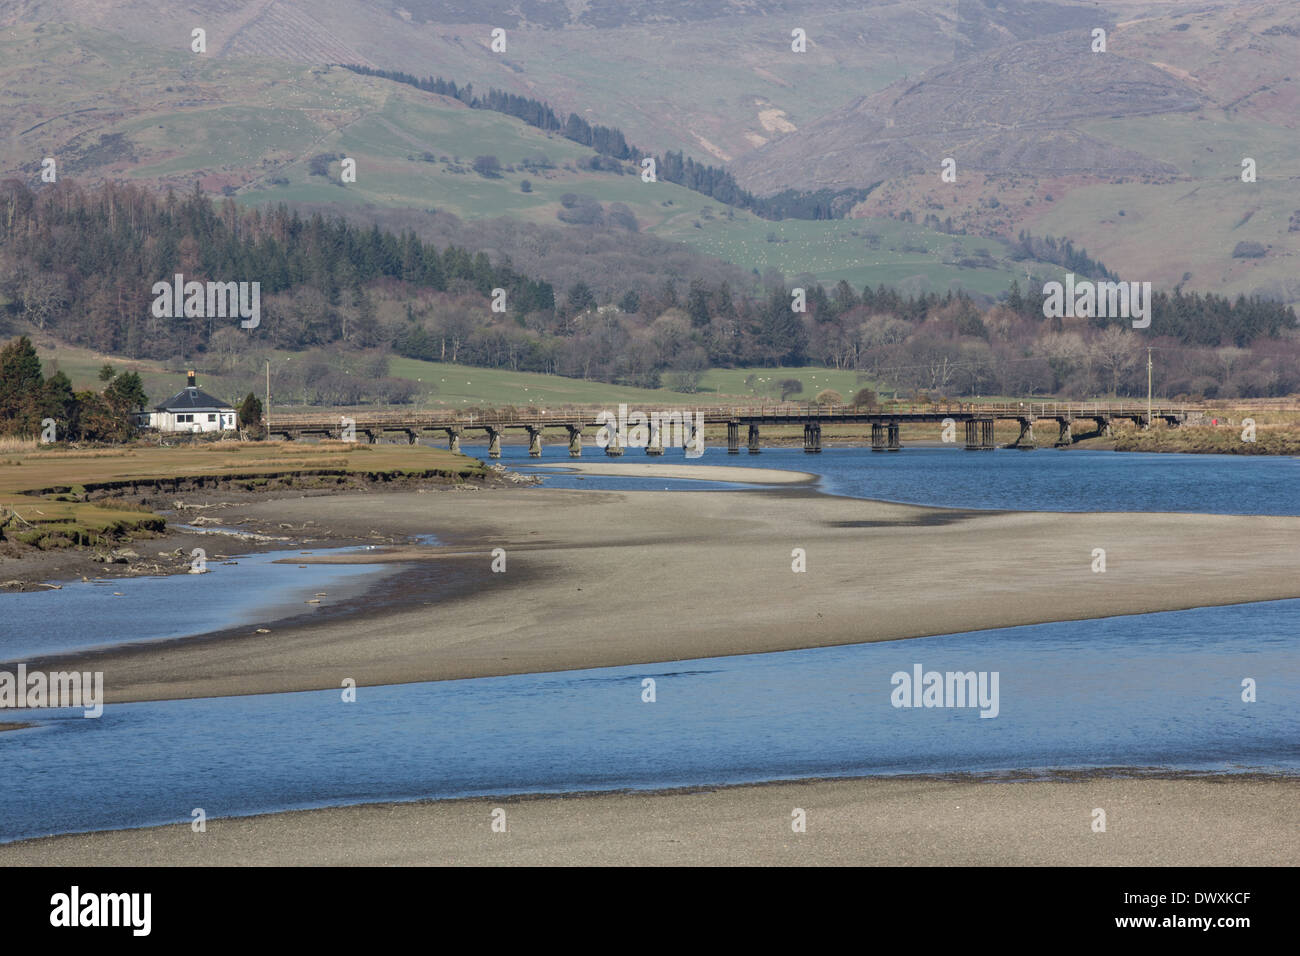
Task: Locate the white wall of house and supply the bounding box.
[142,410,236,433]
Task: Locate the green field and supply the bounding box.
[31,335,875,412]
[1022,113,1300,302]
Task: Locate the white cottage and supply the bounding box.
[137,372,237,433]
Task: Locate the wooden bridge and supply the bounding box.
[265,401,1197,456]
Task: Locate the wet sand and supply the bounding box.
[1,774,1293,866]
[13,474,1300,705]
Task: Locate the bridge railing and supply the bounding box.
[265,399,1194,429]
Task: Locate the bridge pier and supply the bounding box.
[605,427,624,456]
[871,423,885,451]
[526,425,543,457]
[1055,418,1073,447]
[747,424,760,454]
[646,424,664,456]
[803,422,822,453]
[1013,418,1035,449]
[565,425,582,458]
[966,420,995,449]
[887,422,901,451]
[727,421,740,454]
[486,427,501,458]
[444,428,461,454]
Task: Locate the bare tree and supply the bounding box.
[1091,327,1138,396]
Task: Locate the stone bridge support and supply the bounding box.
[871,422,885,451]
[803,422,822,453]
[565,425,582,458]
[444,428,461,454]
[747,424,760,454]
[727,421,740,454]
[485,427,501,458]
[526,425,543,457]
[887,422,902,451]
[1055,418,1073,447]
[646,423,664,456]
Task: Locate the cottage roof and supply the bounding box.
[154,386,234,412]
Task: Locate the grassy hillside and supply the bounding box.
[0,23,1054,297]
[28,334,871,411]
[27,0,957,163]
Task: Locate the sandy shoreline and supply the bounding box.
[6,471,1298,705]
[1,772,1293,866]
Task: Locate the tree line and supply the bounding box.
[1,181,1295,403]
[0,179,554,358]
[0,336,147,441]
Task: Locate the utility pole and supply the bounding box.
[1146,347,1153,429]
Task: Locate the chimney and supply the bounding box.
[187,370,196,388]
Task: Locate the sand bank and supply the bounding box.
[0,774,1292,866]
[13,484,1299,705]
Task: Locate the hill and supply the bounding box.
[0,23,1067,298]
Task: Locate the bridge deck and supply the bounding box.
[265,401,1195,433]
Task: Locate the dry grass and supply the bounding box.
[0,441,486,549]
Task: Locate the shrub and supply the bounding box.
[852,387,877,408]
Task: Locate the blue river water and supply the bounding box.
[471,442,1300,515]
[0,546,393,661]
[0,445,1296,842]
[0,599,1295,842]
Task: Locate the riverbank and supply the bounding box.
[0,441,497,587]
[13,472,1300,705]
[1,772,1292,865]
